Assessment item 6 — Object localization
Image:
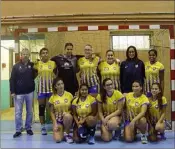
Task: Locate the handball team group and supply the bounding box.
[10,43,167,145]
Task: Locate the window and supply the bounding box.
[112,35,150,51]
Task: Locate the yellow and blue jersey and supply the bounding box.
[98,61,120,90]
[34,60,56,93]
[148,96,167,124]
[125,92,149,121]
[49,91,73,120]
[78,56,100,87]
[145,61,164,93]
[97,90,124,116]
[72,95,97,118]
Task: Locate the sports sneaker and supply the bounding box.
[27,130,33,135]
[141,135,148,144]
[13,132,22,138]
[41,127,47,135]
[65,134,73,143]
[88,136,95,144]
[160,133,166,140]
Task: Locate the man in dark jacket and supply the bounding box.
[10,48,36,138]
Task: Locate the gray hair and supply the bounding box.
[21,48,30,53]
[21,48,30,55]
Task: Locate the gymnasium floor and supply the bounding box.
[1,108,175,148]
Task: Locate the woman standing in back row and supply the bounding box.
[145,49,164,97]
[120,46,145,95]
[51,43,79,96]
[78,44,101,97]
[34,48,56,135]
[98,50,120,90]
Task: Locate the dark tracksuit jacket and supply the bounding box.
[120,59,145,93]
[10,60,35,95]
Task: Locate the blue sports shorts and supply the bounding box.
[88,85,98,94]
[38,93,52,99]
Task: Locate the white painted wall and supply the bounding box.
[1,40,15,80]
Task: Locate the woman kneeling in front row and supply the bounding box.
[97,78,125,142]
[49,77,74,143]
[124,80,149,144]
[147,83,167,142]
[72,84,97,144]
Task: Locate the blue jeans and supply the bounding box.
[14,92,34,132]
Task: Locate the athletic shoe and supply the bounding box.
[160,133,166,140]
[88,136,95,144]
[141,135,148,144]
[65,134,73,143]
[26,130,33,135]
[41,127,47,135]
[13,132,22,138]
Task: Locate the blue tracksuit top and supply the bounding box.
[120,59,145,93]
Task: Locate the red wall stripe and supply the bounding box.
[171,90,175,101]
[171,70,175,80]
[17,29,28,33]
[160,25,174,39]
[14,31,19,39]
[98,26,108,30]
[139,25,150,29]
[172,111,175,121]
[14,29,28,39]
[58,27,67,32]
[170,50,175,59]
[38,28,48,32]
[78,26,88,31]
[119,25,129,29]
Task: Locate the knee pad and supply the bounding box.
[39,105,45,116]
[78,126,88,139]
